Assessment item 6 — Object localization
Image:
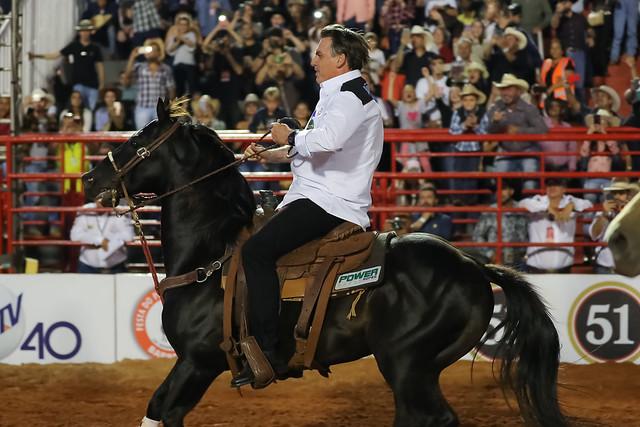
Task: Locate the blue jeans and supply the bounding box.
[583,177,610,204]
[73,83,99,111]
[494,156,539,190]
[611,0,639,61]
[78,260,127,274]
[566,48,586,90]
[134,106,157,129]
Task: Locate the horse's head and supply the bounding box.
[605,191,640,277]
[83,97,226,206]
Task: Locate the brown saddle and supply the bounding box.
[220,222,394,384]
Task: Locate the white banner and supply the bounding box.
[115,274,175,361]
[0,274,116,364]
[471,274,640,364]
[0,274,638,365]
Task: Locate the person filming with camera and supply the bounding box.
[589,180,639,273]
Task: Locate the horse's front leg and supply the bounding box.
[140,357,225,427]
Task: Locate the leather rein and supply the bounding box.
[105,121,276,297]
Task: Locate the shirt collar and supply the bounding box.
[319,70,362,97]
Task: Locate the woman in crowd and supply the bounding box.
[93,87,127,132]
[59,90,92,132]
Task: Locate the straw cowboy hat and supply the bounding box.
[465,61,489,79]
[504,27,527,51]
[143,37,165,61]
[493,73,530,91]
[460,84,487,105]
[585,108,621,127]
[593,85,621,113]
[410,25,434,46]
[603,179,639,192]
[75,19,95,32]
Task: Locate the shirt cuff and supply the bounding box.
[293,129,312,158]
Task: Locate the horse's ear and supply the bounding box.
[156,98,168,123]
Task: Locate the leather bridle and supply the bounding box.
[104,120,277,298]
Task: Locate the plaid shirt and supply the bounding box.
[472,201,529,265]
[133,62,175,108]
[133,0,162,34]
[449,107,486,152]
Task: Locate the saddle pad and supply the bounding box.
[281,231,395,299]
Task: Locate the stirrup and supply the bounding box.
[237,336,275,389]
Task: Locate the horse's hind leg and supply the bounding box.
[375,353,458,427]
[157,357,222,427]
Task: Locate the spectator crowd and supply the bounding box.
[12,0,640,273]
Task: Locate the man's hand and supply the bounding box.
[244,143,285,163]
[555,203,574,222]
[271,122,293,146]
[492,110,505,122]
[603,199,618,215]
[101,238,109,251]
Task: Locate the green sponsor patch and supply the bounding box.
[335,266,382,290]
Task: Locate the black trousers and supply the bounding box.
[242,198,344,351]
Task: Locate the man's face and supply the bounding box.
[501,187,515,203]
[611,191,631,205]
[468,69,481,83]
[411,34,425,49]
[457,41,471,58]
[504,35,518,51]
[462,95,478,111]
[264,98,280,113]
[311,37,344,84]
[431,59,444,75]
[418,190,437,207]
[499,86,520,104]
[78,29,91,42]
[269,35,284,50]
[595,91,613,110]
[546,184,566,199]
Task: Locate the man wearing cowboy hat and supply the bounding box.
[123,38,176,129]
[395,25,438,86]
[446,84,487,201]
[29,19,105,111]
[589,179,639,273]
[483,73,547,190]
[591,85,621,118]
[486,27,533,85]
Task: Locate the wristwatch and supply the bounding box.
[287,130,297,147]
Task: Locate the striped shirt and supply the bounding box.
[132,62,175,108]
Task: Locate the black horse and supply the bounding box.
[83,99,568,427]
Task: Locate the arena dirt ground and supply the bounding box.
[1,358,639,427]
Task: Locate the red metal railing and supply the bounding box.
[0,128,637,270]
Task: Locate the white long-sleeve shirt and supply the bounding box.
[589,213,614,268]
[280,70,384,228]
[519,194,592,270]
[70,202,135,268]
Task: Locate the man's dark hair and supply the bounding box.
[320,24,369,71]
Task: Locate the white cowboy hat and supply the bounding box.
[603,180,638,192]
[460,84,487,105]
[504,27,527,51]
[593,85,621,113]
[493,73,530,91]
[410,25,434,46]
[585,108,621,127]
[465,61,489,79]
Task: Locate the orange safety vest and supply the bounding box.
[540,57,575,101]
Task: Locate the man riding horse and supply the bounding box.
[232,24,383,388]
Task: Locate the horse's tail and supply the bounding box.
[481,263,568,427]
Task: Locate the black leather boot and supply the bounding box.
[230,362,254,388]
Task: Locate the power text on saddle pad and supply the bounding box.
[335,266,383,290]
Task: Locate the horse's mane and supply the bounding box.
[168,96,191,119]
